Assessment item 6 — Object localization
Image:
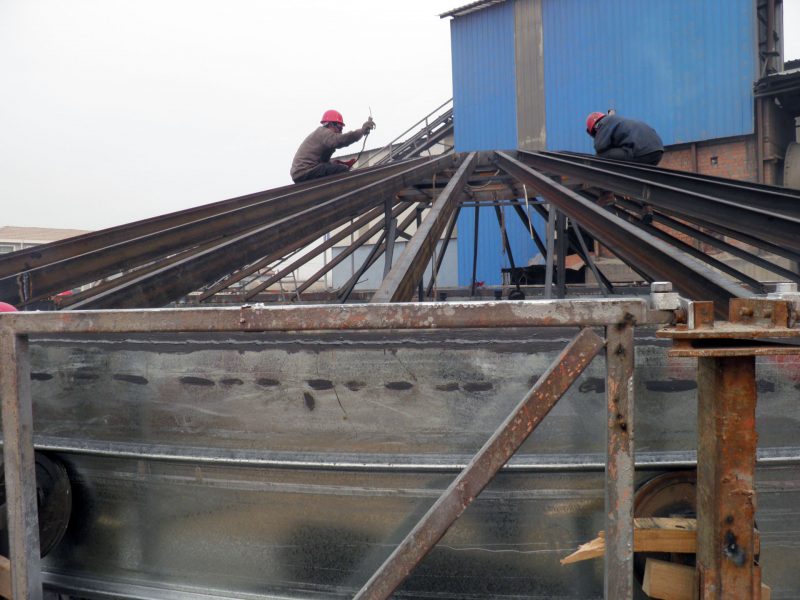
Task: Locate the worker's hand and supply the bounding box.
[335,158,356,169]
[362,117,376,134]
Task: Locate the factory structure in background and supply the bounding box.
[445,0,799,287]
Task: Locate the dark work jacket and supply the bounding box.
[290,126,365,181]
[593,115,663,160]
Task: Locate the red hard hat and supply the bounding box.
[0,302,18,312]
[586,112,606,136]
[320,109,345,126]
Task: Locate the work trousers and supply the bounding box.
[599,148,664,165]
[292,161,349,183]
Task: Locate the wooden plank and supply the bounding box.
[0,555,10,600]
[643,559,693,600]
[561,518,696,564]
[642,559,770,600]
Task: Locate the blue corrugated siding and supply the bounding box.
[457,204,547,287]
[542,0,757,152]
[451,1,526,285]
[451,1,518,151]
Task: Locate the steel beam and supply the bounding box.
[372,153,476,303]
[1,299,660,334]
[518,151,800,253]
[67,154,455,308]
[0,159,428,304]
[337,206,422,303]
[610,206,766,292]
[238,203,412,302]
[495,151,753,317]
[615,202,800,283]
[425,205,460,298]
[0,327,43,599]
[352,327,605,600]
[549,151,800,215]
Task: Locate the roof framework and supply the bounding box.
[1,149,798,317]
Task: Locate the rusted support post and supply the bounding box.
[696,355,760,598]
[604,318,635,600]
[658,298,800,600]
[353,327,605,600]
[0,327,43,599]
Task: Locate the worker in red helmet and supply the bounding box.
[0,302,18,312]
[586,110,664,165]
[290,110,376,183]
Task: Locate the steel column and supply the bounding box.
[696,356,760,598]
[0,327,43,599]
[469,204,480,297]
[544,206,556,299]
[604,319,635,600]
[353,327,605,600]
[556,211,567,298]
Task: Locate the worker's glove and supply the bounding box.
[362,118,376,134]
[335,158,357,169]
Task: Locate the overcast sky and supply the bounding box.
[1,0,799,231]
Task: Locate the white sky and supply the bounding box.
[1,0,799,231]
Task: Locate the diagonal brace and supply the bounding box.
[353,327,605,600]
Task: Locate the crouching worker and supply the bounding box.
[290,110,376,183]
[585,111,664,165]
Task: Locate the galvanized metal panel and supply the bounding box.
[451,1,518,151]
[515,0,546,151]
[23,330,800,598]
[541,0,758,152]
[456,204,545,286]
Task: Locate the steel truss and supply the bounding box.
[0,150,797,317]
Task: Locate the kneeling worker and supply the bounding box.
[290,110,376,183]
[585,111,663,165]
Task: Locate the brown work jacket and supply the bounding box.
[290,126,365,181]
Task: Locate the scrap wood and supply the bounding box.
[642,558,770,600]
[561,517,696,565]
[0,555,9,600]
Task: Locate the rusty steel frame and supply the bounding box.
[605,318,635,599]
[696,355,760,598]
[610,206,766,292]
[0,159,421,279]
[659,298,800,599]
[70,155,455,309]
[289,204,418,299]
[494,151,753,317]
[372,152,476,302]
[613,198,800,285]
[0,299,663,599]
[0,159,433,307]
[338,204,423,303]
[518,151,800,253]
[239,201,415,302]
[1,148,796,314]
[353,327,606,600]
[424,205,461,298]
[550,151,800,214]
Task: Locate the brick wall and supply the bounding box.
[660,135,758,181]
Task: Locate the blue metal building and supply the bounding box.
[444,0,759,286]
